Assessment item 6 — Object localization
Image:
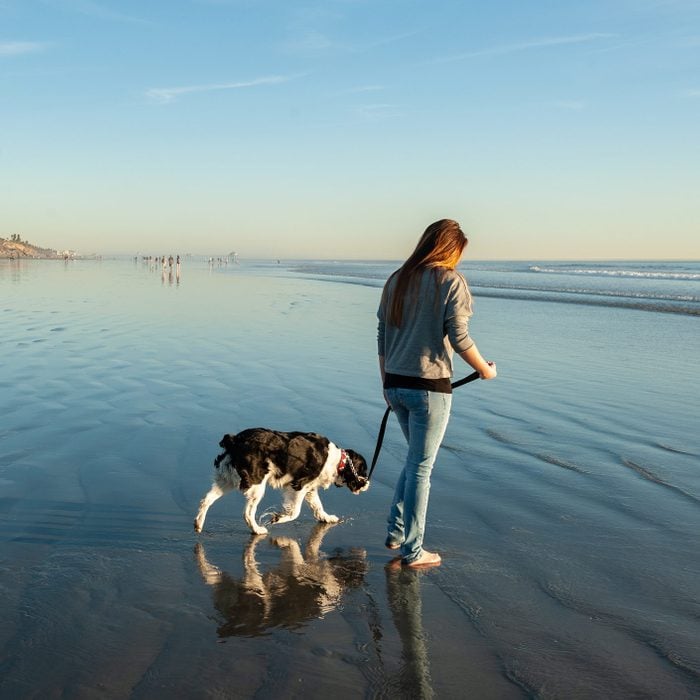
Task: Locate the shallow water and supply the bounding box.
[0,258,698,698]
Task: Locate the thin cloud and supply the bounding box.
[360,30,420,51]
[0,41,48,56]
[552,99,586,111]
[283,28,418,54]
[336,84,384,95]
[431,32,616,64]
[683,88,700,97]
[354,103,398,121]
[285,30,335,52]
[41,0,150,25]
[146,75,298,104]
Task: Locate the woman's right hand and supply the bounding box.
[480,361,497,380]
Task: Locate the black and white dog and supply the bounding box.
[194,428,369,535]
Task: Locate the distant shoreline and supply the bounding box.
[0,238,60,259]
[0,237,77,259]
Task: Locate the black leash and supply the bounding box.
[368,370,481,480]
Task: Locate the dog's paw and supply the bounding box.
[267,511,297,526]
[318,514,339,524]
[260,511,280,526]
[251,525,269,535]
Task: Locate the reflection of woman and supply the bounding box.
[385,567,434,698]
[377,220,497,567]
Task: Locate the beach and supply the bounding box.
[1,257,699,699]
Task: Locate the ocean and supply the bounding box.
[0,257,698,698]
[280,258,700,316]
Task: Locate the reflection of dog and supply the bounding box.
[194,428,369,535]
[195,523,367,637]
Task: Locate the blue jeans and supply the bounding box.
[385,388,452,564]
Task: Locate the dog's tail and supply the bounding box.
[218,433,237,450]
[214,433,237,469]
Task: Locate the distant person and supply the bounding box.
[377,219,497,568]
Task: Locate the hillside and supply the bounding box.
[0,237,62,259]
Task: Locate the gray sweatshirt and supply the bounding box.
[377,267,474,379]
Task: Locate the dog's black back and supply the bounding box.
[216,428,333,491]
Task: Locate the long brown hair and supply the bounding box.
[384,219,467,327]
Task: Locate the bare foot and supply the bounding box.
[404,550,441,568]
[385,542,401,550]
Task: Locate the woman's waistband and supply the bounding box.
[383,373,452,394]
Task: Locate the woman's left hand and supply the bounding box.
[480,361,497,380]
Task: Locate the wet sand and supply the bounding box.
[1,259,698,698]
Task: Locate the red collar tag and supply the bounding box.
[338,449,348,472]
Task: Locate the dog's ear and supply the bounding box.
[342,450,370,493]
[219,434,235,450]
[345,450,368,478]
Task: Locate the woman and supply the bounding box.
[377,219,497,568]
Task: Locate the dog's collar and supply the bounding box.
[337,449,350,473]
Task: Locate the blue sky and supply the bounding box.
[1,0,699,259]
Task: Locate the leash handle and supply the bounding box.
[368,405,392,480]
[368,370,482,480]
[450,370,481,389]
